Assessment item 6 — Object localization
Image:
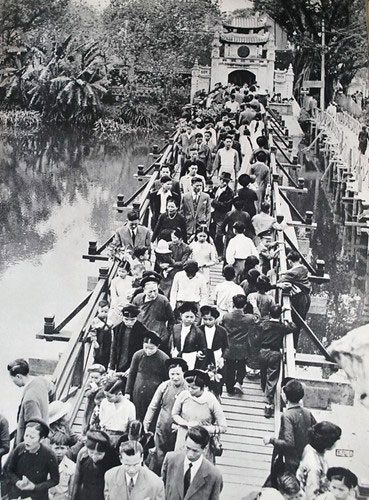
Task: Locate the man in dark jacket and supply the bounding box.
[210,172,234,256]
[277,250,311,347]
[109,304,148,374]
[259,305,295,418]
[221,294,260,395]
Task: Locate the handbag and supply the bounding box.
[209,425,223,457]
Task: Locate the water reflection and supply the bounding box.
[0,127,159,425]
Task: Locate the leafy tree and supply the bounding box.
[103,0,221,80]
[255,0,368,101]
[0,0,69,42]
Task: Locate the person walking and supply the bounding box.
[125,331,169,422]
[180,177,212,240]
[263,379,316,488]
[162,426,223,500]
[7,359,50,444]
[5,419,59,500]
[172,370,227,463]
[143,358,188,474]
[221,295,260,395]
[104,440,164,500]
[210,172,234,256]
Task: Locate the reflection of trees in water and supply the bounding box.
[0,128,155,272]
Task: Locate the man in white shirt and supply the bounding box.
[170,260,208,309]
[105,441,165,500]
[225,221,258,281]
[225,93,240,114]
[162,426,223,500]
[213,265,245,316]
[99,379,136,446]
[252,201,278,236]
[213,136,240,183]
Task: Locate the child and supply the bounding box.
[248,275,275,319]
[49,431,76,500]
[89,389,105,431]
[109,260,133,312]
[317,467,358,499]
[256,234,280,275]
[83,364,106,434]
[88,300,112,369]
[132,246,152,271]
[263,379,316,475]
[189,229,217,284]
[130,262,146,290]
[5,419,59,500]
[99,378,136,447]
[259,305,295,418]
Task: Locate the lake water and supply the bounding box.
[0,127,161,427]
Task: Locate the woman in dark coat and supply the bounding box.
[5,419,59,500]
[125,331,169,422]
[71,431,118,500]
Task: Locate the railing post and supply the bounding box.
[116,194,125,213]
[152,144,159,157]
[316,259,326,277]
[132,202,140,213]
[44,315,55,336]
[305,211,313,225]
[87,241,97,262]
[164,130,170,142]
[137,164,144,180]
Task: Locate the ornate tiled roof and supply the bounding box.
[220,32,269,44]
[224,16,269,29]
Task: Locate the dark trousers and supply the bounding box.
[225,358,246,392]
[291,293,311,347]
[214,219,225,256]
[259,349,282,405]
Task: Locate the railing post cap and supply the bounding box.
[99,267,109,279]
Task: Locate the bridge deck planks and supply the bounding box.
[208,264,274,498]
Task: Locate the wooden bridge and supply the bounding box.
[9,104,368,497]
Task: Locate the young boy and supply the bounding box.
[89,300,112,368]
[263,379,316,473]
[49,431,76,500]
[89,389,105,431]
[317,467,358,499]
[83,364,106,434]
[259,305,295,418]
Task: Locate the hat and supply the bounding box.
[88,364,106,374]
[220,172,232,182]
[48,401,71,424]
[143,330,161,346]
[200,305,220,319]
[140,274,161,287]
[155,239,172,255]
[26,417,50,438]
[165,357,189,372]
[184,369,210,387]
[122,304,140,318]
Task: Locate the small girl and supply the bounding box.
[89,300,112,368]
[189,230,217,284]
[109,260,133,311]
[89,389,105,432]
[247,275,275,319]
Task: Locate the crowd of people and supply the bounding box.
[0,82,359,499]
